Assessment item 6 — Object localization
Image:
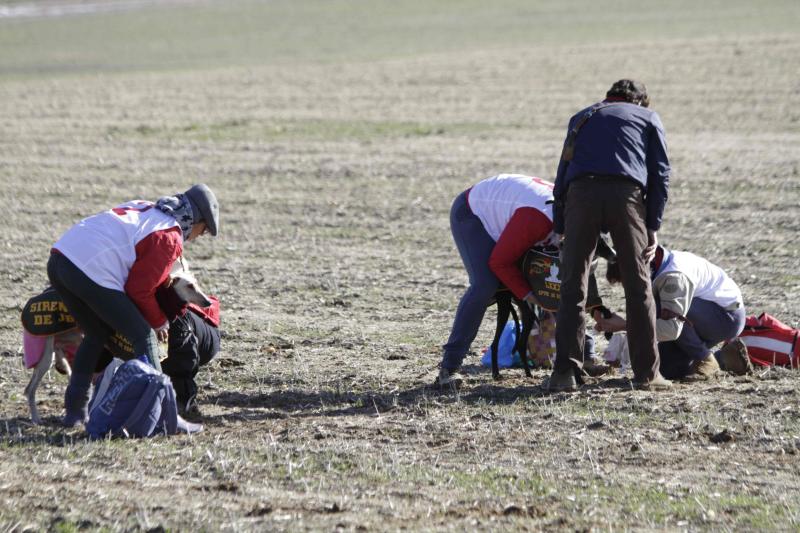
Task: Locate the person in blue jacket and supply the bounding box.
[549,79,671,392]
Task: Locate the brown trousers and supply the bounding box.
[555,176,659,381]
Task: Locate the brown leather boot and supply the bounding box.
[633,372,673,391]
[583,355,613,377]
[686,353,721,379]
[545,368,577,392]
[718,338,752,376]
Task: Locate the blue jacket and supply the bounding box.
[553,100,670,233]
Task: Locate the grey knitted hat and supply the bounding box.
[184,184,219,236]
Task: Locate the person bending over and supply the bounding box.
[48,184,219,426]
[436,174,558,387]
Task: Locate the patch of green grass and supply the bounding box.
[618,485,708,525]
[596,476,796,529]
[267,320,330,342]
[1,0,798,78]
[50,518,110,533]
[445,468,550,497]
[718,493,795,530]
[107,117,490,143]
[775,273,800,286]
[351,457,551,498]
[386,330,442,347]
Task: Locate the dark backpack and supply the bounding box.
[87,359,202,439]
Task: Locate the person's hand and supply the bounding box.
[155,322,169,343]
[643,229,658,263]
[523,293,540,310]
[554,233,565,254]
[593,313,607,333]
[594,312,627,333]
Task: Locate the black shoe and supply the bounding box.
[179,397,203,420]
[63,381,91,427]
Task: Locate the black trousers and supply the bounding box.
[161,311,220,406]
[47,252,160,386]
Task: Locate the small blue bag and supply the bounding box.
[87,359,202,439]
[480,321,526,369]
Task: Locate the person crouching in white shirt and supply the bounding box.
[596,246,745,379]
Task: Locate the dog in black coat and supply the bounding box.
[488,288,537,379]
[488,237,616,380]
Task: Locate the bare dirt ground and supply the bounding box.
[1,1,800,530]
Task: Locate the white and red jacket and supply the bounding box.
[53,200,183,329]
[652,249,744,341]
[467,174,556,299]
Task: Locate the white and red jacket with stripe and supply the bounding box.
[467,174,556,299]
[652,249,743,341]
[53,200,183,329]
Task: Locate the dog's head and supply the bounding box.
[169,257,212,307]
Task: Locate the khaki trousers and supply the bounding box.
[555,176,659,381]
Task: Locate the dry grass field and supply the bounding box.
[1,0,800,530]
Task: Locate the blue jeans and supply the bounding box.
[441,191,499,370]
[659,298,746,379]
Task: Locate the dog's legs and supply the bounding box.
[517,302,536,378]
[508,302,526,375]
[24,336,55,425]
[509,303,520,342]
[491,292,512,380]
[54,346,72,378]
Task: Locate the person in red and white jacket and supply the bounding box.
[436,174,557,387]
[47,184,219,427]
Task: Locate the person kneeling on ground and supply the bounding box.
[49,183,219,426]
[156,285,221,416]
[596,246,746,380]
